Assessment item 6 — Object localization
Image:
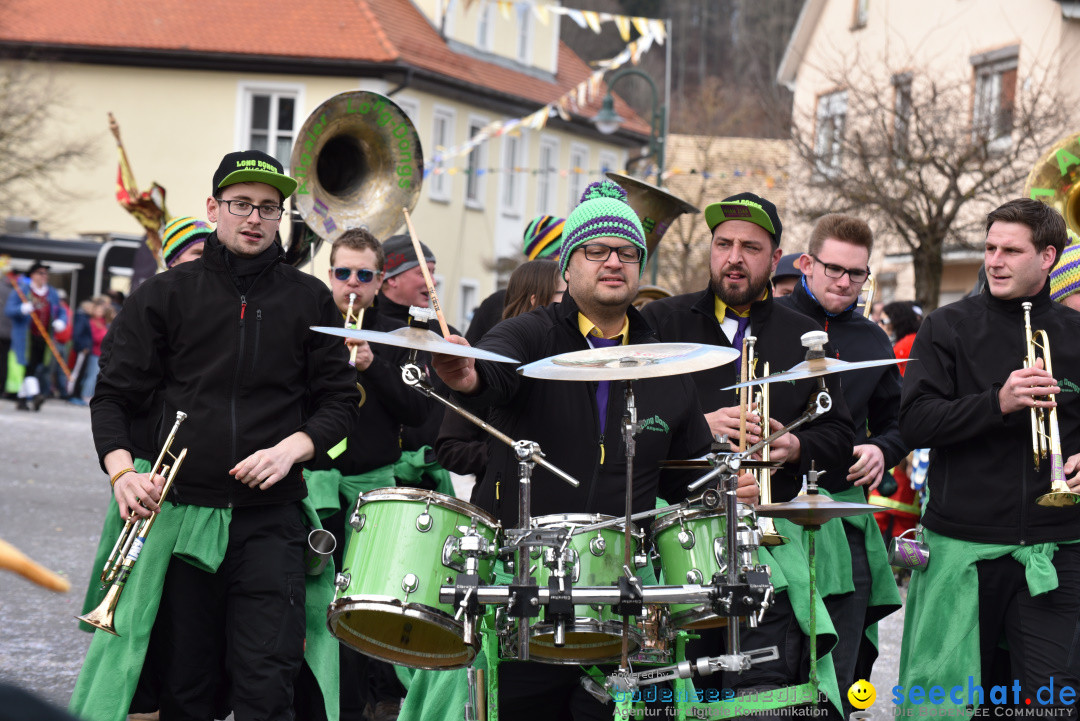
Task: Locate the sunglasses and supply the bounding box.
[332,267,378,283]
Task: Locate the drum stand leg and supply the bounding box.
[620,381,640,672]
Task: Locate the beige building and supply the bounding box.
[777,0,1080,306]
[0,0,650,328]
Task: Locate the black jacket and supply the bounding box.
[641,288,856,500]
[92,234,360,508]
[779,282,907,472]
[899,284,1080,544]
[460,294,713,528]
[464,288,507,345]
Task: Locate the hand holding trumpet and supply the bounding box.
[998,357,1059,415]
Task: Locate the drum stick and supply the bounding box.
[0,538,71,593]
[402,208,451,339]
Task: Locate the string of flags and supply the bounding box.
[456,0,669,44]
[422,163,786,187]
[428,25,664,167]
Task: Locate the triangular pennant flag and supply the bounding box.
[649,19,667,43]
[615,15,632,42]
[583,10,603,33]
[631,16,650,38]
[566,9,587,28]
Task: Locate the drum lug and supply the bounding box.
[634,552,648,569]
[442,536,466,573]
[678,528,696,550]
[402,573,419,595]
[349,511,365,532]
[334,572,351,591]
[712,537,729,573]
[416,511,433,532]
[686,568,703,585]
[589,534,606,556]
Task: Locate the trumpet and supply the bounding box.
[77,411,189,635]
[1022,303,1078,507]
[344,292,365,367]
[856,275,876,318]
[740,336,787,545]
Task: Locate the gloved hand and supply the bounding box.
[52,319,66,333]
[20,302,33,315]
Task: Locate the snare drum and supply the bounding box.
[652,505,760,629]
[328,488,500,670]
[526,513,644,664]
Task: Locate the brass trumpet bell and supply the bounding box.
[290,91,424,246]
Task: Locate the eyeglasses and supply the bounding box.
[579,243,644,264]
[811,255,870,283]
[215,198,285,221]
[332,267,378,283]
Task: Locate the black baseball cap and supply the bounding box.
[773,253,802,280]
[212,150,298,200]
[28,260,50,274]
[704,192,783,248]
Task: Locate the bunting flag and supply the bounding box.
[466,1,668,40]
[109,113,169,268]
[417,161,789,184]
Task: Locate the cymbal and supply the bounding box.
[723,356,910,390]
[659,458,783,470]
[311,326,521,363]
[518,343,739,381]
[756,492,880,526]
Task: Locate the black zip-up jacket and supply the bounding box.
[458,294,713,528]
[641,288,855,500]
[91,233,359,508]
[305,296,433,475]
[779,282,907,473]
[899,284,1080,544]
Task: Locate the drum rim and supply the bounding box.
[527,620,645,664]
[327,595,478,670]
[532,512,637,534]
[651,502,756,537]
[357,486,500,530]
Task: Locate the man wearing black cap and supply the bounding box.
[640,192,855,717]
[4,260,68,410]
[82,150,358,721]
[771,253,803,297]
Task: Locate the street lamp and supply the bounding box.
[591,67,666,188]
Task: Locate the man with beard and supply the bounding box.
[777,214,904,716]
[641,192,854,717]
[429,180,756,719]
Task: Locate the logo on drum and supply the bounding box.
[639,415,670,434]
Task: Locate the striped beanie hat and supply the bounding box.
[1050,229,1080,302]
[523,215,565,260]
[162,217,213,267]
[560,180,646,276]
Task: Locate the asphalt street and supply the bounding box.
[0,398,906,719]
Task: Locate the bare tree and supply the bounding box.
[788,58,1072,310]
[0,62,93,220]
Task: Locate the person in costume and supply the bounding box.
[161,216,213,268]
[640,192,857,718]
[430,180,757,719]
[464,214,565,345]
[777,214,904,716]
[898,198,1080,716]
[1049,228,1080,311]
[4,260,68,410]
[76,150,358,721]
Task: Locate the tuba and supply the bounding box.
[287,91,424,263]
[78,412,189,635]
[1022,302,1079,507]
[1025,132,1080,233]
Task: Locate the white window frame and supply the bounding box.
[852,0,869,28]
[459,278,479,330]
[536,136,560,216]
[477,4,495,51]
[813,90,847,180]
[236,82,305,171]
[597,150,619,181]
[429,105,456,203]
[500,132,526,218]
[465,115,490,210]
[568,143,590,214]
[516,4,532,64]
[972,48,1018,151]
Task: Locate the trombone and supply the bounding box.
[740,336,787,545]
[78,411,189,635]
[1022,302,1078,507]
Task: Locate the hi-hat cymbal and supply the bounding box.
[756,492,880,526]
[659,458,783,470]
[723,356,910,391]
[518,343,739,381]
[312,326,521,363]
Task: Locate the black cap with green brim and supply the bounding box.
[704,191,782,247]
[212,149,298,200]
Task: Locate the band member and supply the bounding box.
[1049,229,1080,311]
[431,180,754,719]
[5,260,68,410]
[770,252,802,297]
[898,198,1080,716]
[76,150,358,721]
[640,192,855,716]
[777,214,904,714]
[161,216,213,268]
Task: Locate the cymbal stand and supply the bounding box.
[616,380,643,672]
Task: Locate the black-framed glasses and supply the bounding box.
[811,255,870,283]
[332,267,377,283]
[579,243,644,264]
[215,198,285,221]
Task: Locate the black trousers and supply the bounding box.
[822,524,871,718]
[149,502,308,721]
[498,662,613,721]
[976,542,1080,718]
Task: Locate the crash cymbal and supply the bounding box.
[756,492,880,526]
[659,458,783,470]
[518,343,739,381]
[312,326,521,364]
[723,356,910,391]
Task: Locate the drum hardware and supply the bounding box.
[77,411,189,636]
[607,644,782,695]
[1022,301,1079,507]
[756,464,881,526]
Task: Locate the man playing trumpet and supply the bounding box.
[898,198,1080,716]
